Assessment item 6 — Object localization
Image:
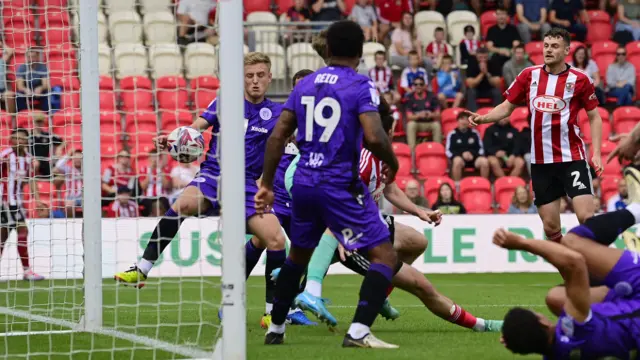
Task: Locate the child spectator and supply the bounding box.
[507,186,537,214]
[350,0,378,41]
[368,50,394,95]
[399,50,428,95]
[104,187,139,218]
[432,183,466,214]
[436,54,464,108]
[483,118,526,178]
[458,25,481,66]
[102,150,136,204]
[425,27,449,67]
[445,112,489,181]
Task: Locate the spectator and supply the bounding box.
[103,187,140,218]
[29,113,64,177]
[485,7,521,73]
[282,0,312,44]
[425,27,449,67]
[614,0,640,41]
[446,112,489,181]
[502,44,533,88]
[403,179,429,208]
[350,0,378,41]
[369,50,396,96]
[607,46,636,106]
[607,178,629,211]
[35,201,65,219]
[53,148,83,218]
[435,54,464,108]
[102,150,136,203]
[376,0,414,43]
[432,182,466,214]
[176,0,217,45]
[484,118,526,178]
[513,126,531,175]
[600,0,619,18]
[465,47,502,111]
[310,0,345,22]
[459,25,481,66]
[16,47,50,112]
[549,0,589,42]
[0,38,15,114]
[390,12,426,69]
[405,77,442,150]
[138,149,172,212]
[399,50,428,94]
[507,186,537,214]
[571,46,605,105]
[170,161,200,202]
[515,0,552,44]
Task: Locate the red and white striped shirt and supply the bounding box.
[102,165,135,190]
[0,147,32,206]
[359,148,385,201]
[505,64,598,164]
[368,66,394,94]
[56,161,83,198]
[106,199,139,218]
[461,39,481,54]
[425,41,449,56]
[139,165,171,197]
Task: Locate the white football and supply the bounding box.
[167,126,205,163]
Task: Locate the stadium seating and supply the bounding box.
[139,0,172,14]
[2,6,35,50]
[612,106,640,135]
[255,43,286,79]
[143,11,176,45]
[0,111,11,145]
[190,75,219,111]
[475,108,493,137]
[149,43,183,78]
[600,140,622,176]
[415,142,448,177]
[362,42,386,69]
[16,111,43,129]
[161,110,193,130]
[55,123,82,144]
[103,0,137,14]
[600,176,622,203]
[52,109,81,127]
[459,176,492,214]
[99,111,120,128]
[414,11,447,45]
[591,41,618,84]
[246,11,279,44]
[114,43,148,78]
[98,43,112,76]
[394,175,413,192]
[586,10,612,43]
[109,11,143,45]
[446,10,479,44]
[494,176,526,213]
[441,107,464,138]
[525,41,544,65]
[509,106,529,131]
[393,116,406,138]
[156,75,188,111]
[287,42,324,74]
[392,142,412,177]
[479,11,510,39]
[184,42,217,79]
[566,41,585,62]
[245,0,271,13]
[274,0,294,14]
[120,75,154,112]
[578,106,610,124]
[73,8,107,43]
[580,116,611,144]
[424,176,455,205]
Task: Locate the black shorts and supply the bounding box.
[530,160,594,206]
[0,204,26,228]
[337,214,395,276]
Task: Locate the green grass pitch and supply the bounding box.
[1,273,560,359]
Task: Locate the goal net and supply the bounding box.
[0,0,245,358]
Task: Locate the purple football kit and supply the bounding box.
[283,65,389,252]
[189,97,282,219]
[547,250,640,360]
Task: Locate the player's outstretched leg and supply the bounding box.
[114,186,211,288]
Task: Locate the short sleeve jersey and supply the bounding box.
[284,65,379,187]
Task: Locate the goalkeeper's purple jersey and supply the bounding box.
[283,65,379,187]
[199,97,283,181]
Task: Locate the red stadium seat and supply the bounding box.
[36,0,68,8]
[55,123,82,144]
[393,175,413,191]
[16,111,42,129]
[125,111,157,131]
[424,176,455,205]
[415,142,448,177]
[275,0,294,14]
[99,110,119,125]
[591,40,618,59]
[120,76,154,112]
[101,143,119,162]
[127,122,159,138]
[612,106,640,135]
[627,41,640,73]
[161,110,193,130]
[344,0,356,13]
[494,176,526,213]
[36,181,53,199]
[190,75,219,111]
[600,175,622,203]
[525,42,543,57]
[459,177,492,214]
[441,107,464,130]
[393,116,406,138]
[392,142,412,176]
[580,117,611,144]
[586,10,612,43]
[156,76,188,111]
[565,41,585,62]
[99,75,115,90]
[244,0,270,13]
[509,106,529,131]
[600,140,622,176]
[41,27,72,46]
[99,90,117,111]
[52,110,81,127]
[480,11,510,39]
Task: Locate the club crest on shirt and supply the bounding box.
[259,107,272,120]
[566,82,575,92]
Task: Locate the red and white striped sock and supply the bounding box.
[448,304,479,330]
[546,231,563,243]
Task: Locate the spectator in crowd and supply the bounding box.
[403,179,429,209]
[435,54,464,108]
[176,0,217,45]
[425,27,450,67]
[607,178,629,211]
[514,126,531,175]
[16,47,50,112]
[282,0,312,44]
[138,149,171,211]
[607,46,636,106]
[369,50,396,96]
[465,47,502,111]
[103,187,139,218]
[0,38,15,114]
[484,117,526,178]
[459,25,481,66]
[515,0,552,44]
[390,12,426,69]
[571,46,606,105]
[102,150,136,203]
[600,0,619,17]
[350,0,378,41]
[432,182,466,214]
[29,112,64,177]
[53,148,83,218]
[614,0,640,40]
[507,186,537,214]
[35,201,65,219]
[310,0,345,22]
[502,44,533,88]
[377,0,414,44]
[549,0,589,42]
[170,161,200,202]
[486,7,521,73]
[446,112,490,181]
[399,50,429,94]
[405,77,442,150]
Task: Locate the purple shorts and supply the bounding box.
[603,250,640,301]
[290,183,390,252]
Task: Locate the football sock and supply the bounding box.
[271,258,306,327]
[569,207,636,245]
[17,231,29,269]
[448,304,479,329]
[305,233,339,297]
[348,263,393,338]
[265,249,286,307]
[141,208,184,274]
[245,238,264,277]
[545,230,563,243]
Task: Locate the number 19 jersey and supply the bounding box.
[283,65,379,187]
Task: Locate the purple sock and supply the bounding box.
[265,249,287,304]
[245,240,264,278]
[352,263,393,327]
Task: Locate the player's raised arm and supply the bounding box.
[261,109,297,189]
[360,111,399,183]
[493,229,591,321]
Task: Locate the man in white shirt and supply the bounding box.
[177,0,217,44]
[607,179,629,212]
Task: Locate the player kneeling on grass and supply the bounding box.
[114,53,289,327]
[495,199,640,359]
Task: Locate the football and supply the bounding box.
[167,126,205,163]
